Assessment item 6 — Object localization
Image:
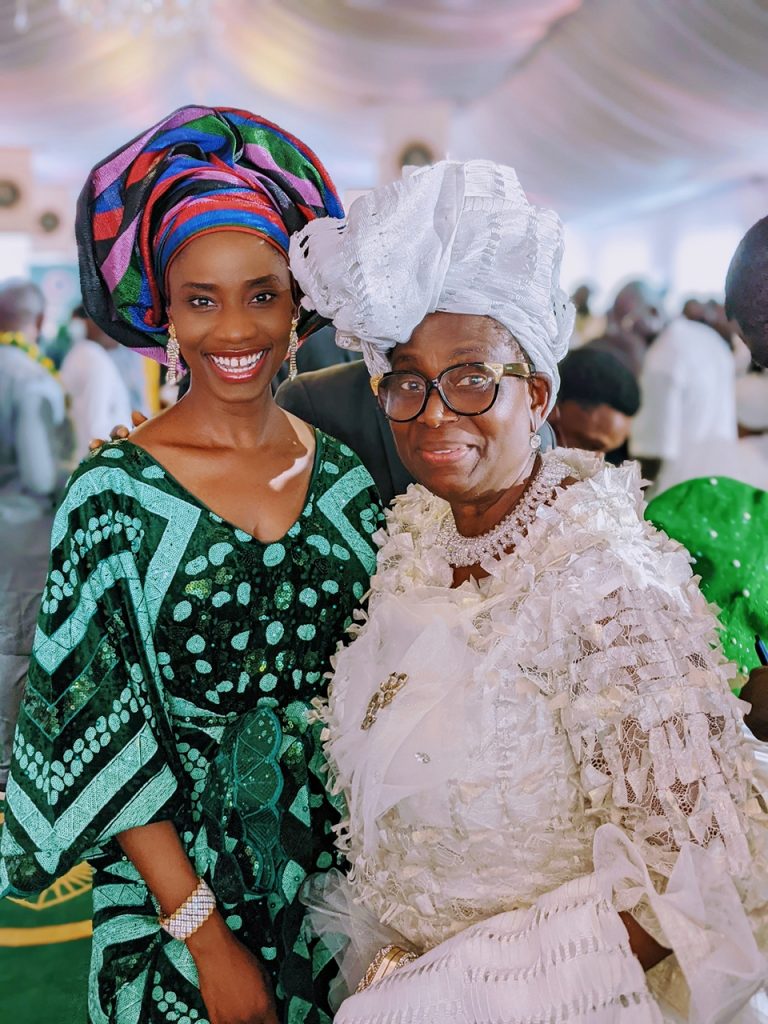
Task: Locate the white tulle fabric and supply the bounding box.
[289,160,574,410]
[309,449,768,1023]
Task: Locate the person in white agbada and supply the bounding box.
[60,310,132,461]
[289,161,768,1023]
[629,313,738,485]
[652,371,768,497]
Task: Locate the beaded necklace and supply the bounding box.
[436,454,570,568]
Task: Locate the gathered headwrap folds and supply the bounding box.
[76,105,343,364]
[290,160,574,410]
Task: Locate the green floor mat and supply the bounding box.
[0,805,92,1023]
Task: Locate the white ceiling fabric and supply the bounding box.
[1,0,767,224]
[454,0,768,222]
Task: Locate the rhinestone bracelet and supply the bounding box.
[157,878,217,941]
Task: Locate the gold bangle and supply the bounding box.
[355,944,419,993]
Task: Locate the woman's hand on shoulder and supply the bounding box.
[88,410,148,452]
[187,912,278,1024]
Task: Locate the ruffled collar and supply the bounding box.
[372,449,648,598]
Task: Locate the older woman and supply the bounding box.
[290,162,768,1022]
[0,108,382,1024]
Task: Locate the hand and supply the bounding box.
[188,913,278,1024]
[88,410,148,452]
[740,667,768,741]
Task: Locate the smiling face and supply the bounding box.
[166,230,295,404]
[388,312,550,505]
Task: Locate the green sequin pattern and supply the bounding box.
[0,433,383,1024]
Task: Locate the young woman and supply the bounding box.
[0,107,382,1024]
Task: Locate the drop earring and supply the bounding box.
[529,429,542,452]
[288,316,299,381]
[167,322,181,385]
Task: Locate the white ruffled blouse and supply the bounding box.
[320,450,768,1018]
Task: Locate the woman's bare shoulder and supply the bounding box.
[279,407,315,451]
[127,405,193,460]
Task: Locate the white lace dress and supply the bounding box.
[311,450,768,1024]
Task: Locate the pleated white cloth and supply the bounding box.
[336,873,661,1024]
[308,449,768,1023]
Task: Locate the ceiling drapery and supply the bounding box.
[0,0,767,222]
[454,0,768,221]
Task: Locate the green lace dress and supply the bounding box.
[0,432,382,1024]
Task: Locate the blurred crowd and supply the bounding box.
[568,279,768,495]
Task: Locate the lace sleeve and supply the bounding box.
[557,564,768,1016]
[559,571,766,918]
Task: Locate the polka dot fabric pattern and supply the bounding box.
[0,432,382,1024]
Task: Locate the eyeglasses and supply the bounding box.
[370,361,536,423]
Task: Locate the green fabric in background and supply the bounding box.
[645,475,768,681]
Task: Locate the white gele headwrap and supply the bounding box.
[289,160,574,412]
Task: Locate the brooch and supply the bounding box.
[361,672,408,730]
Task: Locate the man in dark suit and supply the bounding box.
[275,359,414,506]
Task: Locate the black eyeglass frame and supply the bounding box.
[369,361,536,423]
